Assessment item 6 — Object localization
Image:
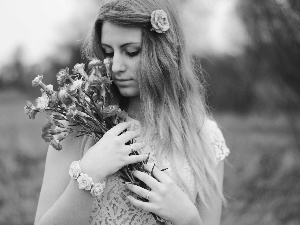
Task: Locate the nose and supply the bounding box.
[111,52,126,74]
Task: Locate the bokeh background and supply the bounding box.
[0,0,299,224]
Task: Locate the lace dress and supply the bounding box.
[80,119,230,225]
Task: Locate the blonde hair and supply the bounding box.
[83,0,225,208]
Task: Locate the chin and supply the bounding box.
[119,89,140,98]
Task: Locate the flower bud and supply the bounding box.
[56,68,69,86]
[50,139,62,151]
[35,92,49,110]
[32,75,44,87]
[88,59,102,68]
[24,101,38,119]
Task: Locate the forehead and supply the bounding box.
[101,21,142,46]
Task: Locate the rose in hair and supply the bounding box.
[150,10,170,33]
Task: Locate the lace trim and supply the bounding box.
[207,119,230,165]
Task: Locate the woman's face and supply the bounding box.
[101,21,142,98]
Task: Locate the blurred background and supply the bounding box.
[0,0,299,224]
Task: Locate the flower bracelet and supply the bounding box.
[69,160,106,197]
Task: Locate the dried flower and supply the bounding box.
[88,59,102,68]
[32,75,44,87]
[41,122,54,142]
[66,79,83,96]
[150,10,170,33]
[24,101,38,119]
[73,63,88,79]
[48,92,58,107]
[35,92,49,110]
[58,88,73,105]
[52,114,65,120]
[73,79,83,90]
[50,138,62,151]
[103,58,110,65]
[55,132,69,142]
[53,120,65,128]
[46,84,53,91]
[25,58,156,215]
[101,105,119,118]
[56,68,70,86]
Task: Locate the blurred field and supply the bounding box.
[0,89,299,225]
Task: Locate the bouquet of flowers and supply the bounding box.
[24,58,150,188]
[24,58,167,223]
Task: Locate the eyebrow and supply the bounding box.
[101,42,141,48]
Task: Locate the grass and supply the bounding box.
[0,89,299,225]
[0,89,48,225]
[219,113,300,225]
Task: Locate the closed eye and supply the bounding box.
[125,50,140,58]
[102,49,114,58]
[102,49,141,58]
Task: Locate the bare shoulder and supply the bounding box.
[34,126,83,224]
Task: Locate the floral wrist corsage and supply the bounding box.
[69,161,106,197]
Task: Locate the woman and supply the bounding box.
[34,0,230,224]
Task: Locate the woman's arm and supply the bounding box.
[34,135,98,225]
[34,122,147,225]
[197,160,224,225]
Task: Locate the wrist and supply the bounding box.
[79,160,107,183]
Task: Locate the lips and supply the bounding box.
[114,79,132,82]
[113,78,133,86]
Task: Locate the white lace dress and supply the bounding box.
[80,119,230,225]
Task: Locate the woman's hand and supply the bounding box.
[79,122,147,182]
[125,164,202,225]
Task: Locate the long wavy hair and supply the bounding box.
[83,0,225,208]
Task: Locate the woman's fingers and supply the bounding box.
[126,183,152,200]
[143,163,173,184]
[133,170,160,190]
[106,122,131,136]
[119,130,140,143]
[124,142,145,155]
[126,196,156,213]
[126,154,149,164]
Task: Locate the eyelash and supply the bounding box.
[102,50,140,58]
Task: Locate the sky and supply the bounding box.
[0,0,99,67]
[0,0,247,69]
[181,0,248,56]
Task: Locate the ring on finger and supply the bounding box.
[145,190,151,201]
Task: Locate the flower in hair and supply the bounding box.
[150,10,170,33]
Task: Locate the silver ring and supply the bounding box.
[145,190,151,200]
